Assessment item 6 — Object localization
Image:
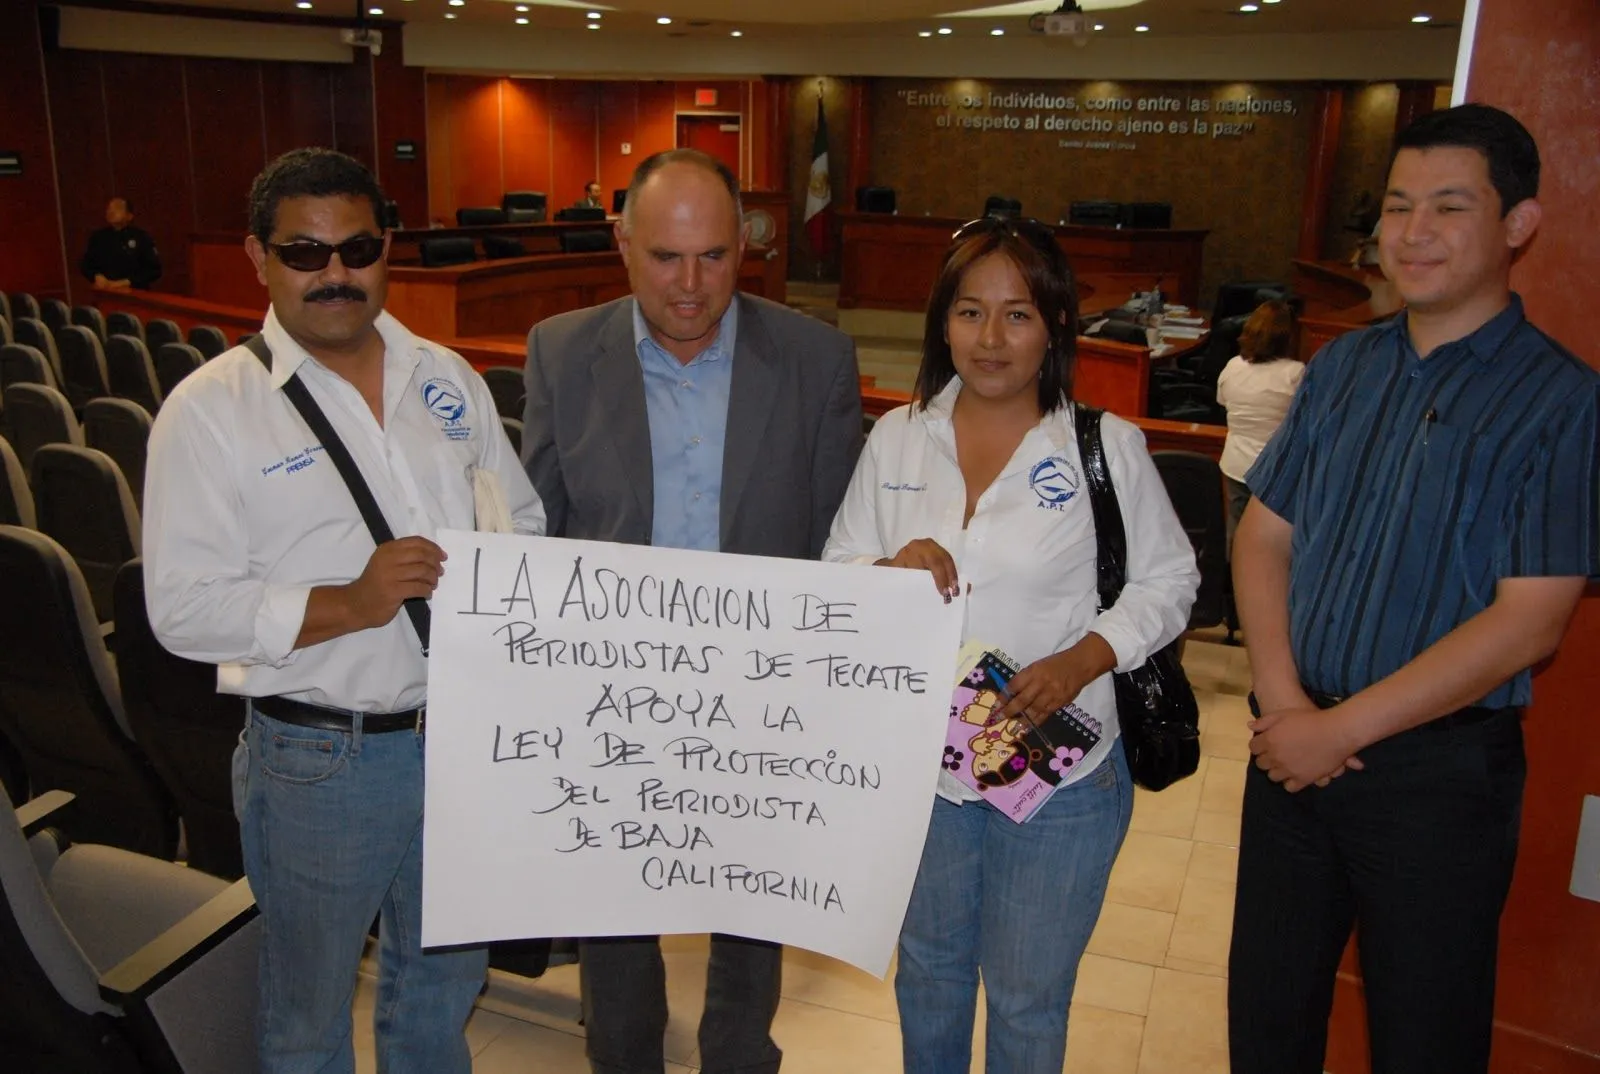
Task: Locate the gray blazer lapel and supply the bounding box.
[589,303,654,524]
[721,297,781,546]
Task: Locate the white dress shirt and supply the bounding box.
[143,307,546,712]
[822,379,1198,799]
[1215,356,1305,483]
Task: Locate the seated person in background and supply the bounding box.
[81,196,162,291]
[1216,299,1302,546]
[576,180,605,210]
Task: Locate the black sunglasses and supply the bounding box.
[951,215,1060,251]
[267,235,387,273]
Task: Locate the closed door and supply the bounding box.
[676,114,741,179]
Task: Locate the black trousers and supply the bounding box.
[1227,707,1525,1074]
[580,933,783,1074]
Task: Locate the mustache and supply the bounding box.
[304,285,368,304]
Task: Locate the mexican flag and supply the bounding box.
[802,93,833,258]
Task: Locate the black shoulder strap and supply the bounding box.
[1073,403,1129,614]
[246,334,431,655]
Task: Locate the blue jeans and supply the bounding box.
[234,708,487,1074]
[897,741,1132,1074]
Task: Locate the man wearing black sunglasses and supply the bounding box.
[143,148,545,1072]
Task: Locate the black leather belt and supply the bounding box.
[253,694,425,734]
[1305,690,1517,731]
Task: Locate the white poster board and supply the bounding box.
[421,531,965,977]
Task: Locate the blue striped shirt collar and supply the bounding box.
[631,296,739,368]
[1385,291,1527,364]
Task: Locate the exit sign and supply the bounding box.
[694,88,718,107]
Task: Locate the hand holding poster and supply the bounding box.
[421,531,965,977]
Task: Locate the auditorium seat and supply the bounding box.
[187,325,228,360]
[56,325,112,410]
[71,306,107,343]
[0,291,12,324]
[0,524,176,857]
[421,236,477,268]
[104,336,161,415]
[0,317,10,347]
[143,318,182,354]
[501,416,524,457]
[1,343,58,392]
[83,399,153,511]
[482,366,525,419]
[236,332,259,349]
[105,311,143,342]
[12,293,42,321]
[0,436,35,528]
[456,206,508,227]
[0,789,256,1071]
[1152,451,1228,632]
[482,235,527,260]
[30,444,141,624]
[13,317,62,383]
[154,343,204,398]
[40,298,70,338]
[3,383,83,471]
[113,560,247,881]
[559,229,611,254]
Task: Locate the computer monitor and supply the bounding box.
[501,191,547,219]
[612,189,628,215]
[856,186,896,214]
[1122,202,1173,229]
[1068,200,1123,227]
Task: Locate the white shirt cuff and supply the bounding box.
[1087,615,1145,675]
[255,584,312,667]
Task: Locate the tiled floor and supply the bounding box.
[350,636,1255,1074]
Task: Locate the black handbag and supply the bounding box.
[1073,404,1201,791]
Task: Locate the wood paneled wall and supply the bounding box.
[424,76,773,228]
[0,0,68,299]
[1320,83,1400,262]
[3,5,424,304]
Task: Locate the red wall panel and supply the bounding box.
[100,52,196,295]
[502,78,552,204]
[262,61,335,160]
[331,55,376,174]
[184,57,267,235]
[0,0,68,298]
[448,77,504,218]
[596,81,639,201]
[637,81,679,164]
[44,49,114,304]
[372,45,428,231]
[549,81,598,211]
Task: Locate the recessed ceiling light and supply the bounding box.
[444,10,456,16]
[937,26,952,34]
[448,0,463,6]
[990,27,1005,35]
[1240,3,1259,10]
[918,29,932,36]
[730,30,742,37]
[656,15,671,23]
[1135,24,1150,31]
[1093,23,1104,30]
[586,10,601,17]
[515,16,528,23]
[295,1,312,8]
[1411,13,1431,22]
[515,4,528,9]
[1262,0,1279,3]
[586,22,599,29]
[368,6,382,13]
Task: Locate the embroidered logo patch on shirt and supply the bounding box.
[1029,455,1080,510]
[421,378,471,441]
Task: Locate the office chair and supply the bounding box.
[1069,200,1123,227]
[501,191,547,222]
[420,236,477,268]
[982,195,1023,219]
[856,186,897,214]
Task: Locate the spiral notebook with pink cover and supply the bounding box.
[944,644,1104,823]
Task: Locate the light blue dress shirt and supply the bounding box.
[633,298,737,551]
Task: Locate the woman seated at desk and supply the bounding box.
[1216,299,1303,543]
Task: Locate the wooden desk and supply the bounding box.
[1290,259,1403,361]
[385,246,778,341]
[839,213,1208,312]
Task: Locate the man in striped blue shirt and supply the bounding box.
[1228,104,1600,1074]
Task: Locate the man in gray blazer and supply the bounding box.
[521,148,862,1074]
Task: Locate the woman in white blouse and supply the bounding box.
[1214,299,1304,545]
[822,217,1198,1074]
